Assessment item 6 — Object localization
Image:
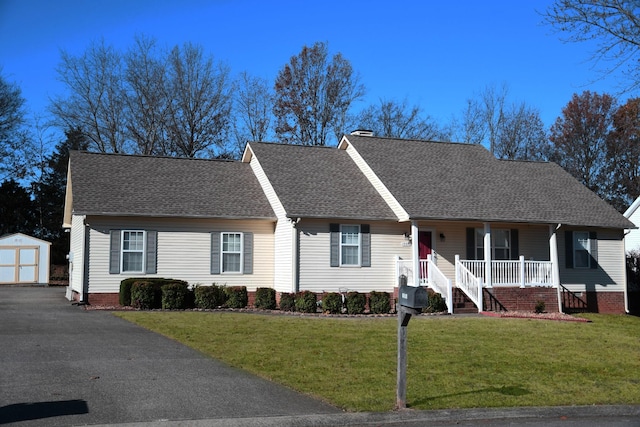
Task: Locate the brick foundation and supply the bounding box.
[87,293,120,306]
[562,291,626,314]
[486,287,559,313]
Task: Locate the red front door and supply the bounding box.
[418,231,432,279]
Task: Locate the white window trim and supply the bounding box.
[121,230,146,274]
[573,231,591,269]
[340,224,361,267]
[475,228,511,260]
[221,232,243,274]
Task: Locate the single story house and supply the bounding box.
[63,132,634,313]
[0,233,51,285]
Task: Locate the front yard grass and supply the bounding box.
[114,311,640,412]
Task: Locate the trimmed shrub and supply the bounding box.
[131,281,161,310]
[279,293,295,311]
[425,291,447,313]
[322,292,343,314]
[535,300,546,314]
[255,287,276,310]
[225,286,248,309]
[119,278,143,306]
[295,291,317,313]
[194,284,225,309]
[346,291,366,314]
[161,282,190,310]
[369,291,391,314]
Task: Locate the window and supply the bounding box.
[330,223,370,268]
[474,228,511,260]
[221,232,242,273]
[122,231,145,273]
[573,231,591,268]
[340,225,360,266]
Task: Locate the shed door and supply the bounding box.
[0,246,39,283]
[0,248,16,283]
[18,247,38,282]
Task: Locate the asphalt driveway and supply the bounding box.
[0,286,340,426]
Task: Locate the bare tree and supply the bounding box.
[549,91,617,198]
[50,37,234,158]
[166,43,232,157]
[494,103,550,161]
[0,70,33,180]
[232,71,274,156]
[51,40,127,153]
[356,98,449,141]
[123,35,169,155]
[274,42,365,146]
[542,0,640,92]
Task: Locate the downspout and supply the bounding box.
[550,224,562,313]
[291,218,300,293]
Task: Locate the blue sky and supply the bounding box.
[0,0,632,145]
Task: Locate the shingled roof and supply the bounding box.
[343,134,633,229]
[68,151,275,219]
[246,142,397,221]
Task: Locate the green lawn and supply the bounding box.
[114,311,640,412]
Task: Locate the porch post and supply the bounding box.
[549,224,562,312]
[411,221,419,287]
[519,255,526,288]
[483,223,492,288]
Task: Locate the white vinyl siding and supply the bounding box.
[559,227,626,293]
[249,154,293,293]
[69,214,87,296]
[298,219,410,293]
[84,217,275,294]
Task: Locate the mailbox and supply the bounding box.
[399,285,428,309]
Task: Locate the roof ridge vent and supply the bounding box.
[350,129,374,137]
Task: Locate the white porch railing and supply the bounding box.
[426,255,453,314]
[454,255,483,311]
[458,256,554,288]
[394,256,453,314]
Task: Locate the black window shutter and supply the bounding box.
[330,223,340,267]
[211,232,220,274]
[565,231,574,269]
[145,231,157,274]
[510,229,519,260]
[466,228,475,260]
[361,224,371,267]
[243,232,253,274]
[109,230,121,274]
[589,231,598,269]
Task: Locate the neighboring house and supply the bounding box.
[0,233,51,285]
[63,133,634,313]
[624,197,640,254]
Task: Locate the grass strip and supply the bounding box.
[114,311,640,412]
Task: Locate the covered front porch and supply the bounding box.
[395,221,561,314]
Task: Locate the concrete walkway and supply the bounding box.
[1,286,639,426]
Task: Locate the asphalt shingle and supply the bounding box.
[247,142,397,221]
[69,151,275,219]
[344,134,633,229]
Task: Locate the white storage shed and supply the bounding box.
[0,233,51,284]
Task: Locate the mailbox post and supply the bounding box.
[396,285,428,409]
